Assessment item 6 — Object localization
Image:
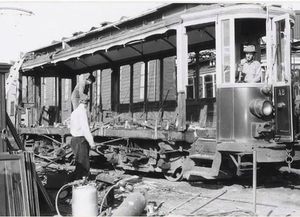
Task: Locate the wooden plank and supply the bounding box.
[24,152,35,215]
[6,112,25,151]
[28,152,40,215]
[0,68,7,152]
[6,120,53,212]
[36,172,55,212]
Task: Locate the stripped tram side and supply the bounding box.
[7,3,300,181]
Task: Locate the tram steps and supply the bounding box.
[183,166,230,180]
[189,154,215,161]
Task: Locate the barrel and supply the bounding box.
[72,184,98,217]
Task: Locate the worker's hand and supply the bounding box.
[90,143,97,150]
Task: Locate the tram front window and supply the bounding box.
[235,18,265,83]
[235,18,266,83]
[220,18,266,84]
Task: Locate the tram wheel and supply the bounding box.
[163,166,183,182]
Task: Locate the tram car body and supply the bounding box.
[7,3,300,181]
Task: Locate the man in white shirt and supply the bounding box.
[70,97,96,180]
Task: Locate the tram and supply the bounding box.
[6,3,300,181]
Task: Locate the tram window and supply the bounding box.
[275,20,286,82]
[120,65,130,104]
[140,63,145,100]
[148,59,160,102]
[221,19,230,83]
[133,62,145,103]
[205,75,213,98]
[187,75,195,99]
[234,18,265,83]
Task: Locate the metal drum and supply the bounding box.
[72,184,98,217]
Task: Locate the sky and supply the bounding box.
[0,1,163,63]
[1,1,300,63]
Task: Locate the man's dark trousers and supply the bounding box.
[70,137,90,180]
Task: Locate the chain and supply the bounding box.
[285,148,294,172]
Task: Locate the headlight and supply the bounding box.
[249,99,273,118]
[262,101,273,116]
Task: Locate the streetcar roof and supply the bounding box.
[21,3,295,76]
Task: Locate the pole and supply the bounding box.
[253,149,257,214]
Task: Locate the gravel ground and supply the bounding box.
[41,170,300,216]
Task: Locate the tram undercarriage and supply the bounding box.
[93,133,300,181]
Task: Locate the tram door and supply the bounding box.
[271,14,294,142]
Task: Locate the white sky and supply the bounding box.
[1,1,300,63]
[0,1,163,63]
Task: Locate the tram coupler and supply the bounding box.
[278,166,300,175]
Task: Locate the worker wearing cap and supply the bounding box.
[237,45,262,83]
[71,74,96,109]
[70,97,96,180]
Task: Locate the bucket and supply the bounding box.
[72,184,98,217]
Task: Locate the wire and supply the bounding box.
[99,184,117,214]
[55,183,73,217]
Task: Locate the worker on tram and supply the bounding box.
[71,74,96,109]
[236,45,262,83]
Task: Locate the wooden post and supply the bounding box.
[129,64,134,118]
[0,63,11,152]
[99,70,103,122]
[58,76,62,123]
[34,75,41,126]
[195,51,200,100]
[111,67,120,113]
[158,58,164,123]
[143,61,148,121]
[159,58,164,106]
[176,25,188,131]
[16,69,23,128]
[71,75,77,111]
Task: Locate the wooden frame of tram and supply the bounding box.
[7,3,300,181]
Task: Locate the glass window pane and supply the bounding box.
[221,19,231,83]
[275,19,285,82]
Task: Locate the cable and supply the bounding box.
[55,180,84,216]
[99,184,117,214]
[55,183,73,217]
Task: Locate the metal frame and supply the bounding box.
[0,153,30,216]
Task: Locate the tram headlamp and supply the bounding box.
[249,99,273,118]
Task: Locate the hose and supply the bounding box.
[55,180,84,216]
[55,183,73,217]
[99,184,117,214]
